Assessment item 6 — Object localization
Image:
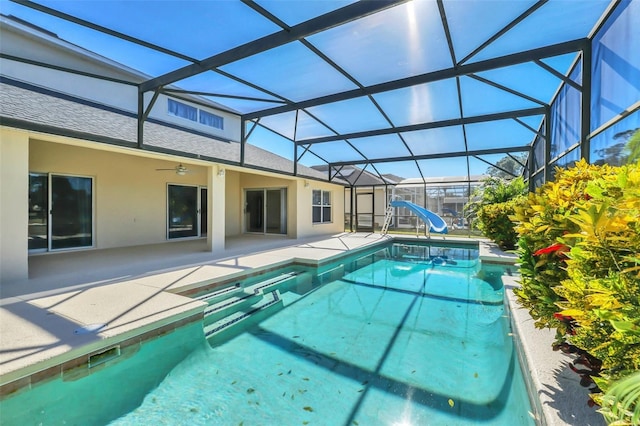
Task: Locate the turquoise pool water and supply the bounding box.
[1,242,534,425]
[0,321,204,426]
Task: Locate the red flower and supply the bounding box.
[554,312,574,321]
[533,243,569,256]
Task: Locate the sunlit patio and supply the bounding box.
[3,233,390,300]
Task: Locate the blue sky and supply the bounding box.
[1,0,610,179]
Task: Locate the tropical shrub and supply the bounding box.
[512,159,640,417]
[512,160,611,330]
[476,197,523,250]
[465,176,526,245]
[468,176,527,208]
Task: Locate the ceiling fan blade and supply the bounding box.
[154,164,191,175]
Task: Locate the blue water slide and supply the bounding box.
[390,200,448,234]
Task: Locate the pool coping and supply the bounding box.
[0,310,203,399]
[481,245,605,426]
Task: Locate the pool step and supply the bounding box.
[197,271,316,346]
[199,271,307,326]
[204,290,283,343]
[195,283,243,305]
[203,293,261,325]
[243,271,299,295]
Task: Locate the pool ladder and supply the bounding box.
[380,204,394,235]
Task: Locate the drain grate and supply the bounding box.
[88,345,121,368]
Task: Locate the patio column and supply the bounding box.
[206,165,225,253]
[0,129,29,283]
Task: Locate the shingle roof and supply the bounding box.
[0,79,328,180]
[311,164,398,186]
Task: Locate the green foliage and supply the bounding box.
[512,159,614,330]
[555,164,640,378]
[514,237,563,330]
[486,153,528,178]
[464,176,527,245]
[473,176,527,206]
[513,159,640,421]
[476,197,522,250]
[626,129,640,164]
[598,371,640,426]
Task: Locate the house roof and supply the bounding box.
[0,1,621,185]
[0,14,240,115]
[0,78,328,181]
[311,164,400,187]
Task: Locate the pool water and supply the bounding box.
[113,243,534,425]
[1,242,534,425]
[0,321,204,426]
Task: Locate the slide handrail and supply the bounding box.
[390,200,448,234]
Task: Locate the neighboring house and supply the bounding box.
[311,165,481,233]
[391,176,486,231]
[0,15,346,283]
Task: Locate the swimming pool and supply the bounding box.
[1,241,535,425]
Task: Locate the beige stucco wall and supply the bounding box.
[240,173,299,237]
[297,180,346,237]
[224,170,241,237]
[29,139,212,249]
[1,130,347,285]
[374,187,388,222]
[206,165,225,253]
[238,173,345,238]
[27,139,347,248]
[0,129,29,283]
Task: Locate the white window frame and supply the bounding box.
[199,109,224,130]
[312,190,332,224]
[167,98,197,122]
[167,98,225,132]
[30,172,95,252]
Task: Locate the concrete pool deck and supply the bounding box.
[0,233,605,425]
[0,233,391,389]
[505,279,605,426]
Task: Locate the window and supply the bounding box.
[199,109,224,130]
[312,190,331,223]
[168,99,225,131]
[168,99,197,122]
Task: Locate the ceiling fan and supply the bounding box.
[155,164,190,176]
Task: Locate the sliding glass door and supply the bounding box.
[28,173,48,251]
[245,189,264,233]
[245,188,287,234]
[29,173,94,251]
[51,175,93,250]
[167,184,199,239]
